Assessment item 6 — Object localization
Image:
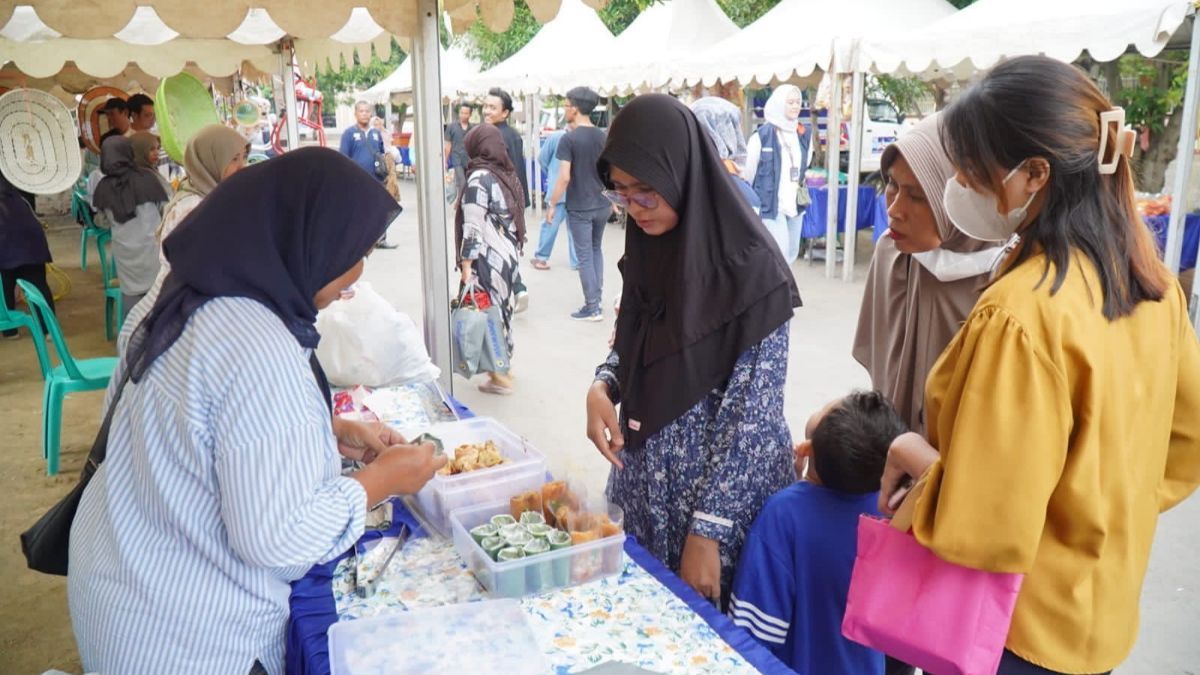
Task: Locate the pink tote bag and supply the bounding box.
[841,485,1024,675]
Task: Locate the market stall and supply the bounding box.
[285,387,792,675]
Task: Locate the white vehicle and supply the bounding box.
[811,98,905,175]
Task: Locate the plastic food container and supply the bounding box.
[328,599,548,675]
[412,418,547,537]
[450,500,626,598]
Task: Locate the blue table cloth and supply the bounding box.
[800,185,889,240]
[1146,213,1199,271]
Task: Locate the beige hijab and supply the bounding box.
[852,114,994,434]
[159,125,247,241]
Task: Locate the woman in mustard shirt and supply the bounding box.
[880,56,1200,675]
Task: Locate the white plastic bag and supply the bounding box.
[316,282,440,388]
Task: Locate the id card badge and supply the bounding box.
[789,167,801,182]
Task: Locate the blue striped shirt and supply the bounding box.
[69,297,366,675]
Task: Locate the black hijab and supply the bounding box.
[454,124,527,256]
[600,94,801,447]
[124,148,399,403]
[0,171,51,269]
[93,135,169,223]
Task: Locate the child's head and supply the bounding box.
[795,391,907,494]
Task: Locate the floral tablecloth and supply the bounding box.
[331,535,764,674]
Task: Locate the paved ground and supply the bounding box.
[0,178,1195,672]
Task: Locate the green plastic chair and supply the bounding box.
[1,289,50,369]
[73,191,106,272]
[95,234,124,341]
[17,280,118,476]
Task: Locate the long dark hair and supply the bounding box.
[940,55,1170,320]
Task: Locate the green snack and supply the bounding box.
[519,511,546,526]
[504,530,534,548]
[490,514,517,528]
[499,523,526,540]
[547,529,572,586]
[470,523,499,545]
[495,547,527,596]
[412,433,445,457]
[547,529,573,550]
[481,535,505,561]
[523,537,552,593]
[526,523,553,539]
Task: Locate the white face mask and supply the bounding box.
[911,246,1008,283]
[942,164,1037,242]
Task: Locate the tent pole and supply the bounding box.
[1167,15,1200,277]
[280,41,300,151]
[843,70,866,282]
[825,72,843,278]
[531,93,543,219]
[412,0,453,392]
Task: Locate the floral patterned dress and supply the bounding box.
[459,168,520,357]
[594,324,794,598]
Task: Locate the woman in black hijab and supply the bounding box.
[70,148,446,674]
[585,94,801,602]
[0,171,53,338]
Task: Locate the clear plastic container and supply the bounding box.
[412,418,547,536]
[450,500,626,598]
[328,599,548,675]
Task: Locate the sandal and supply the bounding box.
[531,259,550,271]
[478,381,515,396]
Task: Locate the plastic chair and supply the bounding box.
[73,191,106,272]
[1,289,51,370]
[17,280,118,476]
[95,235,123,341]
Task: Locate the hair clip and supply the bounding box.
[1098,107,1136,175]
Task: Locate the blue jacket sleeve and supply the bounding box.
[339,130,353,157]
[730,508,794,659]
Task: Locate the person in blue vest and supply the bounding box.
[340,100,397,248]
[744,85,812,263]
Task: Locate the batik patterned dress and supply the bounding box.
[594,324,794,597]
[459,168,520,357]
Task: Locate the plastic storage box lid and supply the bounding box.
[328,599,548,675]
[155,72,220,163]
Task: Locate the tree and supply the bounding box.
[315,39,407,103]
[1110,56,1188,193]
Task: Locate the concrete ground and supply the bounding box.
[0,178,1195,673]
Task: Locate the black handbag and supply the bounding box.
[20,372,130,576]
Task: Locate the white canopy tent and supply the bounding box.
[0,0,562,390]
[460,0,618,96]
[668,0,956,88]
[578,0,739,95]
[359,45,481,104]
[860,0,1200,331]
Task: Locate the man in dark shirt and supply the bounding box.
[444,102,474,195]
[339,100,397,248]
[483,88,530,204]
[548,87,609,321]
[100,98,130,142]
[126,93,156,133]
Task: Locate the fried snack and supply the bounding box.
[436,440,510,476]
[569,529,600,545]
[509,490,542,520]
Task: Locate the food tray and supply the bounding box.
[411,417,546,537]
[450,500,626,599]
[328,599,547,675]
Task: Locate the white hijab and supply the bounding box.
[763,85,802,135]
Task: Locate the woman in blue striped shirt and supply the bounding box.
[68,148,445,675]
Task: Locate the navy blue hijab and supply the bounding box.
[125,147,400,402]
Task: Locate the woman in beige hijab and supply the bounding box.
[118,124,249,354]
[852,114,1004,435]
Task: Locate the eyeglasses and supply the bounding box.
[602,189,659,210]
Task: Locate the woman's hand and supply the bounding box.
[352,441,448,507]
[586,381,624,469]
[879,431,940,516]
[460,262,473,285]
[332,417,407,464]
[680,534,721,601]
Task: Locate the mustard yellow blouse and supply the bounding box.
[913,251,1200,673]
